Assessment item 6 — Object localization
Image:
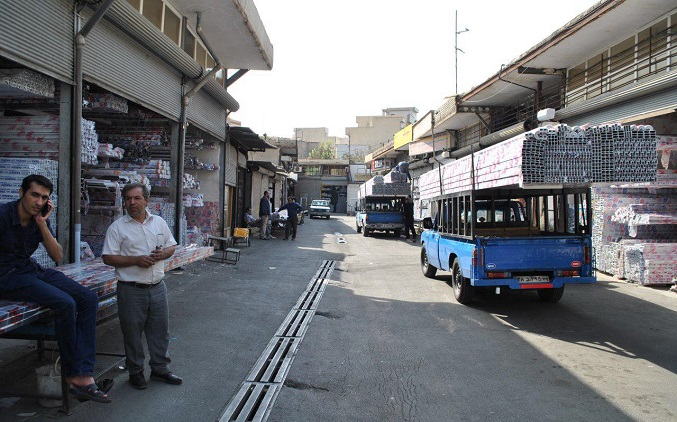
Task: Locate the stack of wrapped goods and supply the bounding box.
[0,115,60,159]
[0,157,58,268]
[81,179,122,256]
[0,69,54,98]
[81,118,99,165]
[85,93,128,113]
[97,143,124,160]
[592,135,677,285]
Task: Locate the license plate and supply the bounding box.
[516,276,550,284]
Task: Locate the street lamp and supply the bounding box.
[455,10,469,95]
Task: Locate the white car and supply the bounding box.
[309,199,331,219]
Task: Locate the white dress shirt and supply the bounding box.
[102,210,177,284]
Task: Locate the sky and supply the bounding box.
[227,0,600,139]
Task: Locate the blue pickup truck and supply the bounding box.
[420,187,596,304]
[355,196,406,237]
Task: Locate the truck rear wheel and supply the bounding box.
[394,229,401,237]
[452,259,474,304]
[362,227,369,237]
[421,248,437,278]
[537,286,564,303]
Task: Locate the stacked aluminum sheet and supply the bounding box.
[623,243,677,285]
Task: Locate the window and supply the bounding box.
[142,0,163,30]
[163,4,181,45]
[127,0,141,11]
[195,42,207,69]
[304,166,321,176]
[183,29,195,59]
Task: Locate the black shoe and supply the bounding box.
[283,237,288,240]
[129,372,147,390]
[150,371,183,385]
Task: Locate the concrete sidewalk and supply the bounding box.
[0,217,347,421]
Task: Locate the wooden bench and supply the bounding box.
[0,245,213,413]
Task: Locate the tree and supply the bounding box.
[308,140,336,159]
[342,151,366,164]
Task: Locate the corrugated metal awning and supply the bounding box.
[229,127,275,151]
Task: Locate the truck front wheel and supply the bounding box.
[420,248,437,278]
[452,259,474,304]
[537,286,564,303]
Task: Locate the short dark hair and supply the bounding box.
[21,174,53,195]
[122,183,150,200]
[246,207,252,213]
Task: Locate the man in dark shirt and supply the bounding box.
[277,196,303,240]
[0,175,110,403]
[259,191,272,240]
[403,195,416,241]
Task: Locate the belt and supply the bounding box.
[117,280,161,289]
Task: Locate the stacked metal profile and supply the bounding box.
[419,124,658,200]
[359,173,410,197]
[0,69,54,98]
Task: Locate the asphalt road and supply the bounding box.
[1,215,675,421]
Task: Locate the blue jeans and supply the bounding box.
[0,266,99,377]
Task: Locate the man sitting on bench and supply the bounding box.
[0,175,111,403]
[244,207,261,227]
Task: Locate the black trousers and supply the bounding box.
[404,218,416,238]
[285,217,298,239]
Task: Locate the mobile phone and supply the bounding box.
[41,203,51,217]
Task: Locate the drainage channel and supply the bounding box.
[218,260,335,422]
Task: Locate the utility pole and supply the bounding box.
[455,10,469,95]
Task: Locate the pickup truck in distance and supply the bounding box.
[355,196,406,237]
[420,187,596,304]
[309,199,331,219]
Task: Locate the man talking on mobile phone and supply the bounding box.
[0,174,111,403]
[102,183,181,390]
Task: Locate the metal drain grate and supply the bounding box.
[218,260,335,422]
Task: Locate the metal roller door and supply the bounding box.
[0,0,74,83]
[82,9,182,120]
[188,90,226,139]
[564,87,677,126]
[225,143,237,187]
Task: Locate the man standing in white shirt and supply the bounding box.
[102,183,182,390]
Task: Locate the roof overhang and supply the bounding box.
[229,126,275,151]
[248,160,277,175]
[171,0,273,71]
[460,0,676,107]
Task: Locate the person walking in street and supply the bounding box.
[0,175,111,403]
[102,183,182,390]
[259,191,272,240]
[403,195,416,242]
[277,196,303,240]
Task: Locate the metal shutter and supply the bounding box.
[564,87,677,126]
[188,90,226,139]
[0,0,74,83]
[83,9,182,120]
[225,143,237,187]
